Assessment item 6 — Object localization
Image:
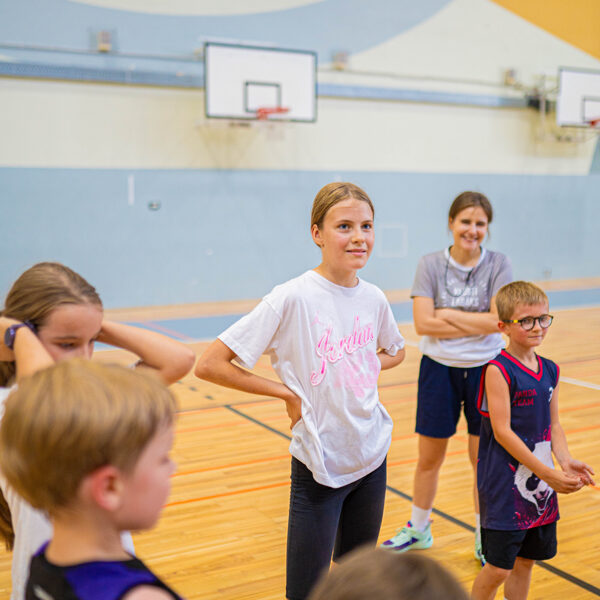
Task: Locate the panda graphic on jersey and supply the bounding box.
[514,441,555,517]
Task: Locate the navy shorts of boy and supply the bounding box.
[416,355,483,438]
[481,522,557,570]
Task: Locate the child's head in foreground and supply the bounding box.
[0,360,177,529]
[496,281,552,343]
[307,546,468,600]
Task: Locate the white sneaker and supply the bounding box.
[380,520,433,552]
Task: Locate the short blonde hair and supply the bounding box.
[495,281,548,321]
[310,182,374,230]
[0,360,176,515]
[308,547,468,600]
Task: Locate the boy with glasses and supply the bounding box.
[471,281,594,600]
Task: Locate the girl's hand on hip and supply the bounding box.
[283,388,302,429]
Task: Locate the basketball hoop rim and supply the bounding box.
[255,106,290,120]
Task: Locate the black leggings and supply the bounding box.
[285,457,387,600]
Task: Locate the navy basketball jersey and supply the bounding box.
[26,543,183,600]
[477,350,560,531]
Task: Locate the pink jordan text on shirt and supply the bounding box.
[310,316,375,386]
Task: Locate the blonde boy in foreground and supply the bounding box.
[308,547,468,600]
[0,360,183,600]
[471,282,594,600]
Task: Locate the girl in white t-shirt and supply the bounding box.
[196,182,406,600]
[0,262,195,600]
[381,192,512,565]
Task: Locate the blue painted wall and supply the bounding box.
[2,167,598,307]
[1,0,599,307]
[1,0,451,67]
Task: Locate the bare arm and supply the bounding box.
[378,347,405,370]
[97,321,195,385]
[433,294,500,336]
[195,338,302,428]
[0,317,53,380]
[486,366,583,493]
[548,384,595,485]
[413,296,469,339]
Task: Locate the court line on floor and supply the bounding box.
[178,394,600,427]
[172,454,290,477]
[107,290,600,345]
[166,481,289,506]
[561,377,600,391]
[222,403,600,596]
[175,377,419,414]
[225,405,293,441]
[172,419,600,478]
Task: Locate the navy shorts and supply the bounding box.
[482,522,557,570]
[416,355,483,438]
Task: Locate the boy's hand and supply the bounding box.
[561,458,595,486]
[545,468,584,494]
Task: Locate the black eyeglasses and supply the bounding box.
[503,314,553,331]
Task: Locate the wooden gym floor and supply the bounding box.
[1,284,599,599]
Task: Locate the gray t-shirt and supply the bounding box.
[411,247,513,367]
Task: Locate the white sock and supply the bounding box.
[475,513,481,543]
[410,505,432,532]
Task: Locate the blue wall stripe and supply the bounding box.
[0,60,527,109]
[92,286,600,345]
[0,60,202,88]
[1,0,452,65]
[125,289,600,341]
[317,83,527,108]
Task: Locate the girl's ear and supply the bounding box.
[83,465,125,512]
[311,223,323,248]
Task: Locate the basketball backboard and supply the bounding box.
[204,42,317,122]
[557,67,600,127]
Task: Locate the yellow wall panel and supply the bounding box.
[491,0,600,60]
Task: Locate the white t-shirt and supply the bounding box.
[411,248,513,368]
[219,270,405,488]
[0,387,135,600]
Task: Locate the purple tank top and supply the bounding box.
[26,543,183,600]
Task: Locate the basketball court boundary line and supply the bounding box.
[225,405,292,441]
[227,405,600,596]
[561,376,600,391]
